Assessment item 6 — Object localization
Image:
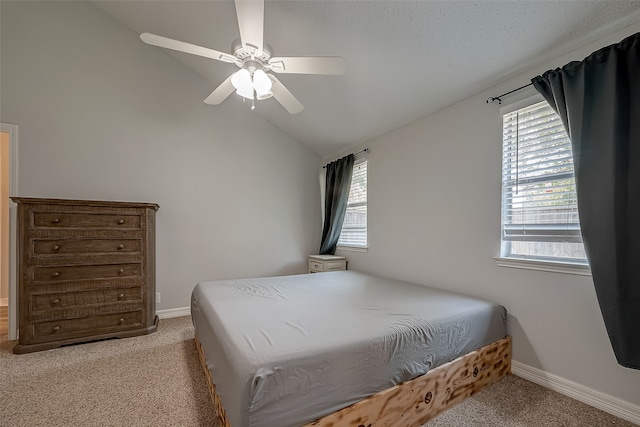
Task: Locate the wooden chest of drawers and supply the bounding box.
[11,197,159,354]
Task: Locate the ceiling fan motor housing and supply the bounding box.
[232,38,273,70]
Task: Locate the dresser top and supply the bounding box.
[11,197,159,210]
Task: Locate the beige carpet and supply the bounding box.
[0,316,636,427]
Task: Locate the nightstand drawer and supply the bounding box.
[325,260,347,271]
[309,260,324,272]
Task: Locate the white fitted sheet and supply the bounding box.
[191,270,507,427]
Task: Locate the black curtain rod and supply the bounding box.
[486,83,533,105]
[323,148,368,168]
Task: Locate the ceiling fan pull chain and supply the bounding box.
[251,98,256,110]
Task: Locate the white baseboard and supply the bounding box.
[156,306,190,319]
[512,360,640,425]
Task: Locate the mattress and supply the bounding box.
[191,270,507,427]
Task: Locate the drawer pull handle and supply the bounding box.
[52,325,61,332]
[118,293,124,299]
[52,298,60,304]
[53,245,60,251]
[52,272,60,277]
[52,218,60,224]
[118,268,124,274]
[118,318,125,325]
[117,244,125,250]
[314,263,319,268]
[118,219,125,224]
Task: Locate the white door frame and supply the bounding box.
[1,123,19,340]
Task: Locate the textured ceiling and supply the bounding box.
[92,0,640,158]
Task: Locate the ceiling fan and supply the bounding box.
[140,0,346,114]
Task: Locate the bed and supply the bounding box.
[191,270,510,427]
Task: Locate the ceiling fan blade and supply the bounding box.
[234,0,264,56]
[269,74,304,114]
[140,32,238,64]
[204,75,235,105]
[268,57,346,75]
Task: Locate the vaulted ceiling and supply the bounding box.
[92,1,640,158]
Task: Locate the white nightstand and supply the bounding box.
[308,255,347,273]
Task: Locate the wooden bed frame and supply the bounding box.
[195,335,511,427]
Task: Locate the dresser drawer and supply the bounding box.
[32,263,142,283]
[31,287,142,312]
[31,238,142,256]
[32,311,143,340]
[32,211,142,230]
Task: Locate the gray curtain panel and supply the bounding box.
[319,154,355,255]
[531,32,640,369]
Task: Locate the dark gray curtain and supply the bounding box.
[319,154,355,255]
[531,32,640,369]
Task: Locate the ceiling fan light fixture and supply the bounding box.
[231,69,253,98]
[256,91,273,101]
[253,69,272,93]
[253,69,273,101]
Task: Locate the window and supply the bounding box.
[500,100,587,265]
[338,159,367,248]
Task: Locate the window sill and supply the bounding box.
[494,257,591,276]
[336,246,368,253]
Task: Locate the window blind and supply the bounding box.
[338,160,367,247]
[501,101,586,262]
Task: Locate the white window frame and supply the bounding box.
[494,94,590,276]
[337,157,367,251]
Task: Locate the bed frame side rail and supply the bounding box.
[195,335,512,427]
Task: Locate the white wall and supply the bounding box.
[0,1,321,309]
[334,24,640,406]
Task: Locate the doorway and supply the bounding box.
[1,123,18,341]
